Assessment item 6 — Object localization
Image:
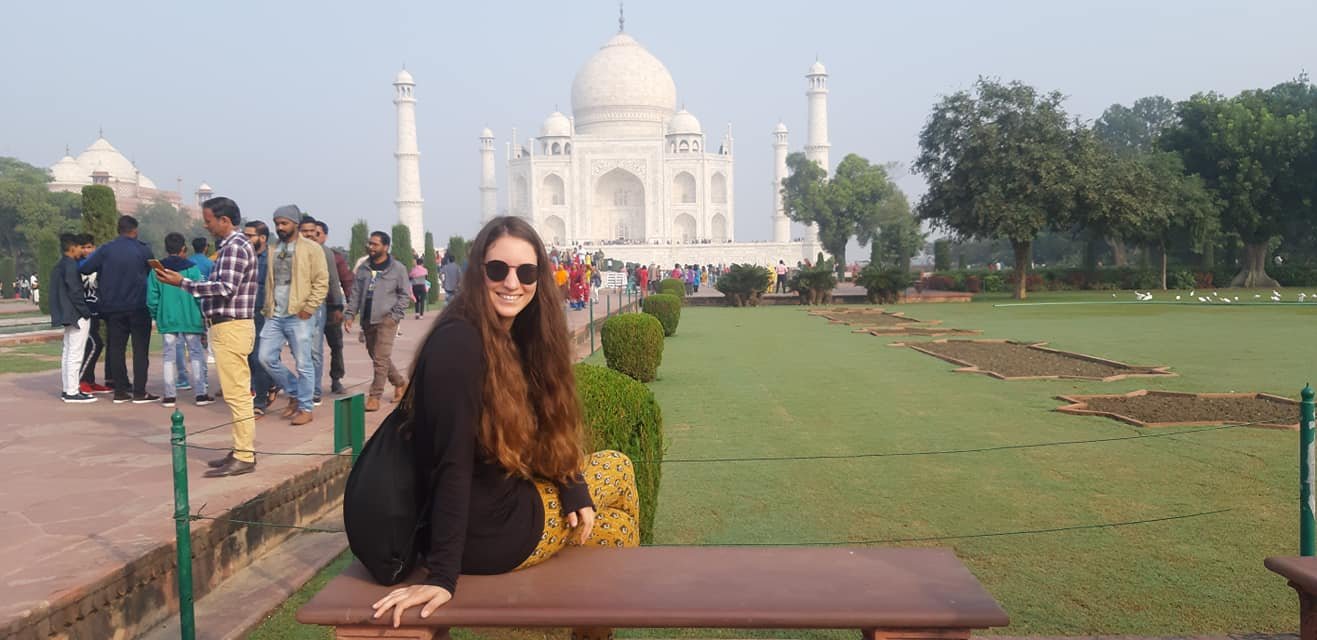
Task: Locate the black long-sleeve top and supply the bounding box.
[411,317,593,593]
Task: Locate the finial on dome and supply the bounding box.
[98,125,103,138]
[618,1,624,32]
[65,145,70,156]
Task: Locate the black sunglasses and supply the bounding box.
[484,260,539,285]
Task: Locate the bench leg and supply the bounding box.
[862,629,971,640]
[1298,584,1317,640]
[571,627,614,640]
[332,626,451,640]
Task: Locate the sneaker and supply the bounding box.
[195,394,215,406]
[330,379,345,394]
[113,391,132,404]
[313,395,322,407]
[61,392,97,404]
[87,383,113,394]
[206,354,215,365]
[132,392,162,404]
[79,382,94,394]
[161,396,177,408]
[176,380,191,391]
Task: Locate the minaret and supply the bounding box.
[393,69,425,255]
[772,121,790,243]
[804,60,830,245]
[479,128,497,224]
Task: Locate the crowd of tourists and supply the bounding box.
[46,200,441,477]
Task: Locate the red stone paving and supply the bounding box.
[0,297,628,631]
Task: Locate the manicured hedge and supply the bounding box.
[600,313,664,382]
[575,363,665,544]
[641,294,681,336]
[714,263,769,307]
[658,278,686,299]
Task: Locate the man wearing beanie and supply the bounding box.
[258,205,329,425]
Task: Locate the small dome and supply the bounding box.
[198,182,213,192]
[49,154,88,185]
[394,69,414,84]
[137,173,157,190]
[667,109,702,135]
[773,121,789,134]
[808,60,827,75]
[480,127,494,139]
[540,111,571,138]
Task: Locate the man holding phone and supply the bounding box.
[154,197,260,478]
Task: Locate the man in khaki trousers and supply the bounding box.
[154,197,260,478]
[344,230,411,412]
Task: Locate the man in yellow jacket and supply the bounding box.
[258,205,329,425]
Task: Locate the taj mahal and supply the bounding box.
[392,20,830,265]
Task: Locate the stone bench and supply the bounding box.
[297,546,1009,640]
[1265,556,1317,640]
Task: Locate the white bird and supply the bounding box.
[1274,290,1282,298]
[1223,298,1233,303]
[1190,290,1196,297]
[1198,296,1208,302]
[1254,294,1261,298]
[1300,293,1308,302]
[1111,293,1117,298]
[1234,296,1240,301]
[1175,295,1181,300]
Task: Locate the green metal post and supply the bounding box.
[1302,384,1315,556]
[170,410,197,640]
[589,296,595,353]
[350,393,366,461]
[606,294,611,318]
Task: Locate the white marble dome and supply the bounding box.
[480,127,494,139]
[395,69,414,84]
[49,154,88,185]
[571,32,676,136]
[74,138,138,183]
[808,60,827,75]
[667,109,701,135]
[540,111,571,137]
[774,121,789,134]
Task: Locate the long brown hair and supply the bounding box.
[412,217,584,483]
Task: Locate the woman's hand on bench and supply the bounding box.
[372,584,453,628]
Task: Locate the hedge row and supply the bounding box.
[575,363,665,544]
[914,265,1317,292]
[641,293,681,336]
[600,312,665,382]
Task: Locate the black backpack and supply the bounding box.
[343,388,430,585]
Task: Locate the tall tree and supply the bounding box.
[80,185,118,244]
[0,158,60,265]
[913,78,1079,299]
[348,219,369,266]
[782,152,900,270]
[446,235,470,265]
[423,231,439,304]
[390,223,413,266]
[1162,77,1316,287]
[135,198,206,257]
[1093,96,1176,156]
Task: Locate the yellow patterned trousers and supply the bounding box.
[517,450,640,570]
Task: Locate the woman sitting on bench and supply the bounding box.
[372,216,640,628]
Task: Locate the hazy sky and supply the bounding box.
[3,0,1313,247]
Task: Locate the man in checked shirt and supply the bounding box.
[154,197,261,478]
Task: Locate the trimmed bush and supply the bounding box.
[788,264,837,305]
[575,363,665,544]
[80,185,117,245]
[658,277,685,299]
[855,265,912,304]
[642,293,681,336]
[714,263,770,307]
[600,313,664,382]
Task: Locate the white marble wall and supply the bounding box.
[580,240,825,267]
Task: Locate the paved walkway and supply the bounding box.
[0,296,628,631]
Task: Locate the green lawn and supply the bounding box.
[256,290,1311,637]
[0,341,63,374]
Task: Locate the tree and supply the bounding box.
[1162,77,1316,287]
[913,78,1080,299]
[390,223,413,266]
[34,232,59,314]
[348,219,369,266]
[446,235,470,265]
[1094,96,1176,156]
[423,231,439,304]
[933,239,952,271]
[782,152,901,271]
[135,198,206,257]
[0,158,66,269]
[80,185,118,244]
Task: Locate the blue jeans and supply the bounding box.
[249,314,274,408]
[175,344,189,387]
[162,333,207,398]
[309,306,326,398]
[259,314,315,412]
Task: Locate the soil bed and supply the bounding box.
[900,339,1173,381]
[812,307,930,326]
[1056,390,1298,429]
